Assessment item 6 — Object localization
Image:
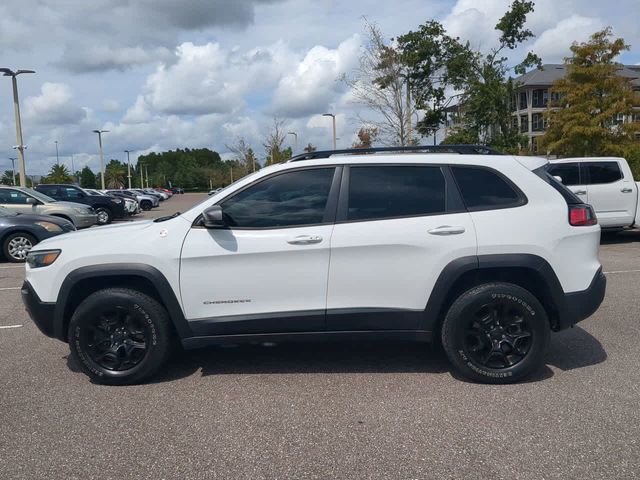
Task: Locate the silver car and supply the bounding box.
[0,186,98,228]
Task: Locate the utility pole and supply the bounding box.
[92,129,109,189]
[288,132,298,152]
[55,140,59,165]
[139,164,144,188]
[322,113,336,149]
[230,166,233,183]
[124,150,132,189]
[8,157,16,185]
[70,155,76,184]
[145,165,149,188]
[0,68,35,187]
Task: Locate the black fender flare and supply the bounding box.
[54,263,192,341]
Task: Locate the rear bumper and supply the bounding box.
[21,281,57,339]
[557,267,606,330]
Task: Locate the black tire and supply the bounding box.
[95,207,112,225]
[68,288,173,385]
[441,282,550,384]
[2,232,37,263]
[140,200,152,211]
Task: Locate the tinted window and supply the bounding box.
[221,168,335,228]
[347,166,446,221]
[585,162,622,184]
[0,189,30,204]
[452,167,522,210]
[547,163,580,186]
[64,187,83,198]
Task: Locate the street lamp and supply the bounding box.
[0,68,35,187]
[92,129,109,189]
[8,157,17,185]
[287,131,298,152]
[139,163,144,188]
[322,113,336,150]
[54,140,59,165]
[124,150,132,189]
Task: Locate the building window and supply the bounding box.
[512,115,519,130]
[531,137,538,154]
[520,115,529,133]
[614,113,625,124]
[519,92,527,110]
[532,113,545,132]
[532,89,548,108]
[550,91,562,103]
[633,112,640,122]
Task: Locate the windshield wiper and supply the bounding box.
[154,212,181,223]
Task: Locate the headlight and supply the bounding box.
[111,198,123,204]
[26,249,61,268]
[34,221,63,232]
[73,207,90,214]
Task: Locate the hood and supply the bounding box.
[55,200,94,211]
[0,212,73,228]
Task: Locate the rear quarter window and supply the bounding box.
[584,162,622,184]
[451,166,525,211]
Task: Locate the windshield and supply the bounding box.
[0,206,17,217]
[24,188,56,203]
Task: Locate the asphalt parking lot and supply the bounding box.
[1,193,639,479]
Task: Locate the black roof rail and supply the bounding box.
[288,144,503,162]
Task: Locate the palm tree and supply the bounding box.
[45,164,73,184]
[104,160,127,188]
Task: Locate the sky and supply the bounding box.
[0,0,639,177]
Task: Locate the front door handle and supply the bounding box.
[574,190,587,195]
[428,225,466,236]
[287,235,323,245]
[621,187,633,193]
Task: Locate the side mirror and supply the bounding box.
[202,205,226,228]
[26,197,38,205]
[553,175,563,183]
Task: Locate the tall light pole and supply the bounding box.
[124,150,132,189]
[8,157,17,185]
[145,165,149,188]
[54,140,59,165]
[139,163,144,188]
[70,155,76,184]
[287,131,298,152]
[0,68,35,187]
[92,129,109,189]
[322,113,336,150]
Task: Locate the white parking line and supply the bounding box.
[604,269,640,274]
[0,287,21,291]
[0,324,23,329]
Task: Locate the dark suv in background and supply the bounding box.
[35,184,126,225]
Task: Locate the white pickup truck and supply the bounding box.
[548,157,640,229]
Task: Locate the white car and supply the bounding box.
[548,157,640,229]
[22,146,606,385]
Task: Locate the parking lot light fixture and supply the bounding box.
[8,157,17,185]
[92,129,109,190]
[322,113,336,150]
[1,68,35,187]
[287,132,298,152]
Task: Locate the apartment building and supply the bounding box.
[512,63,640,153]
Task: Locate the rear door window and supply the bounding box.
[547,163,581,186]
[584,162,622,184]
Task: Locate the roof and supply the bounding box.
[514,64,640,87]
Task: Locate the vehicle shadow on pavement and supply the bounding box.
[600,230,640,244]
[545,326,607,371]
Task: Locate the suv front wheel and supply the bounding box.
[68,288,173,385]
[441,282,550,384]
[95,207,112,225]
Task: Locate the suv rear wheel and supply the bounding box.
[68,288,173,385]
[3,232,36,262]
[441,282,550,384]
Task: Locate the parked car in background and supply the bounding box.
[147,188,169,200]
[0,206,75,262]
[171,187,184,194]
[35,184,126,225]
[155,188,173,197]
[107,189,158,211]
[131,188,165,202]
[548,157,640,229]
[0,186,97,229]
[89,189,139,216]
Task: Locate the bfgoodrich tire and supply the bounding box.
[441,282,550,384]
[68,288,173,385]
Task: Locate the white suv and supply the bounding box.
[21,146,606,385]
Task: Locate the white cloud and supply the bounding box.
[23,83,86,125]
[530,15,604,62]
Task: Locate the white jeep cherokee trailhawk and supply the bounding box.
[22,145,606,385]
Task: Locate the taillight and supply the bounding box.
[569,205,597,226]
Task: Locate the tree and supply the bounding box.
[80,166,97,188]
[344,21,416,146]
[1,170,15,185]
[540,28,640,158]
[105,160,127,188]
[225,137,259,174]
[263,117,291,165]
[352,125,379,148]
[303,143,317,153]
[44,164,72,184]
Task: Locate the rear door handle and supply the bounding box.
[621,188,633,193]
[574,190,587,195]
[287,235,323,245]
[428,225,466,236]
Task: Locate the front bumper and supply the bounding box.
[557,267,606,330]
[21,281,57,339]
[73,213,98,229]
